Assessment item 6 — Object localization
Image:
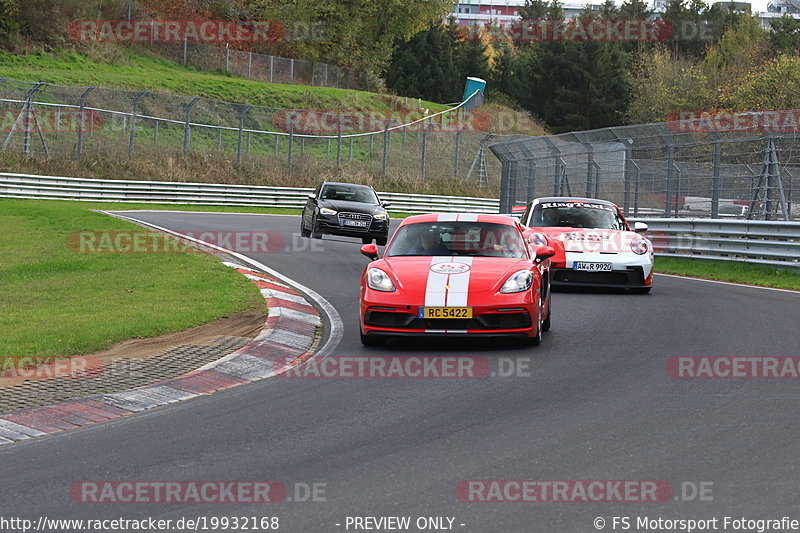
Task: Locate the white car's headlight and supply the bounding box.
[367,268,396,292]
[500,270,533,293]
[319,207,337,215]
[528,232,548,246]
[373,212,387,221]
[631,235,650,255]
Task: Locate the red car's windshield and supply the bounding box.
[386,222,526,258]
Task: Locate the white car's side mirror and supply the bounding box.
[633,221,648,233]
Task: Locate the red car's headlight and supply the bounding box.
[367,268,396,292]
[528,232,548,246]
[500,270,533,293]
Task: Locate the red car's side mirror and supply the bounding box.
[360,243,379,261]
[535,245,556,262]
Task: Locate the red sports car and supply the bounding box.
[358,214,555,346]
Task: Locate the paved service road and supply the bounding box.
[2,211,799,532]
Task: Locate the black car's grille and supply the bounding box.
[338,212,372,231]
[364,311,531,330]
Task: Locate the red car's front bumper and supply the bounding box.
[359,292,542,339]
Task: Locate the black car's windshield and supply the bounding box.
[386,222,526,258]
[320,185,378,204]
[532,201,626,230]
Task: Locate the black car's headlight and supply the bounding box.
[373,212,387,221]
[319,207,337,216]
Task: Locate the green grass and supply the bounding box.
[655,256,800,291]
[0,198,267,366]
[0,48,448,112]
[0,199,412,218]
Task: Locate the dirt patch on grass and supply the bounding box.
[0,308,267,388]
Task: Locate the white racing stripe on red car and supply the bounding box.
[426,214,479,333]
[444,257,473,306]
[425,257,451,307]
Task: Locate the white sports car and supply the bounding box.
[519,197,654,293]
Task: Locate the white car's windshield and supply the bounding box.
[532,202,626,230]
[386,222,526,258]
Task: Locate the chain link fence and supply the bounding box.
[150,40,382,92]
[489,117,800,220]
[0,78,509,192]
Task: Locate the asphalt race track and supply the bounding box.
[2,211,799,532]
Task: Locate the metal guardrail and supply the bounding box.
[0,172,500,214]
[2,172,797,268]
[631,218,800,269]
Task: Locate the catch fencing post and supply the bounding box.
[382,120,394,177]
[236,105,252,166]
[630,159,641,217]
[664,146,675,216]
[183,97,201,154]
[288,112,298,168]
[454,127,465,177]
[711,137,722,217]
[336,115,343,167]
[420,123,429,180]
[269,56,274,83]
[128,91,149,158]
[76,86,96,156]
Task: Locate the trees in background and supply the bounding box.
[384,0,800,132]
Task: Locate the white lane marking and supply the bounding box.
[104,210,299,217]
[654,273,800,294]
[100,211,343,358]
